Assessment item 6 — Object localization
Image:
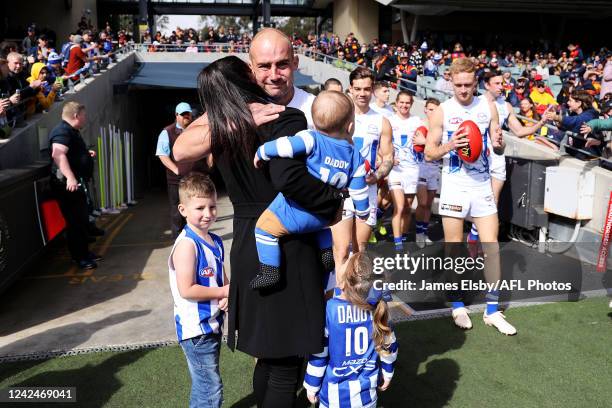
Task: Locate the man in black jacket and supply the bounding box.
[49,102,100,269]
[1,52,41,122]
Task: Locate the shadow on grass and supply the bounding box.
[229,392,258,408]
[378,318,466,407]
[608,312,612,320]
[11,349,151,407]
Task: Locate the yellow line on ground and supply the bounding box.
[97,213,133,256]
[27,212,132,281]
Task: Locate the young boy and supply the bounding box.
[250,91,371,290]
[168,173,229,408]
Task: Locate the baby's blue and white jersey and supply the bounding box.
[388,114,425,170]
[168,226,224,341]
[353,110,385,170]
[257,130,370,216]
[440,96,492,188]
[303,288,398,408]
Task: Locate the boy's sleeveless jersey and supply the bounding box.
[388,114,424,170]
[352,110,384,170]
[319,297,379,408]
[304,131,366,189]
[440,96,492,187]
[168,226,225,341]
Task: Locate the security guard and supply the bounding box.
[49,101,99,269]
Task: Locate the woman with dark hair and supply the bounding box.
[177,56,343,407]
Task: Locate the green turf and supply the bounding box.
[1,298,611,408]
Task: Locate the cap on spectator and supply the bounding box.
[175,102,192,115]
[83,30,92,36]
[420,41,428,50]
[534,74,543,81]
[28,26,35,33]
[47,52,62,64]
[600,99,612,113]
[490,58,498,64]
[433,53,442,61]
[569,73,577,79]
[73,35,83,43]
[399,52,409,59]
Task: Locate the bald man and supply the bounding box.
[174,28,317,161]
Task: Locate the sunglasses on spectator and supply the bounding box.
[516,86,525,89]
[180,112,192,118]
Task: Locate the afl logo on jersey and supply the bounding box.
[477,112,488,122]
[199,266,215,278]
[449,117,463,125]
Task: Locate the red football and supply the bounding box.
[413,126,428,153]
[456,120,483,163]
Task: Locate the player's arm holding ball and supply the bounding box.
[425,106,469,162]
[173,241,230,301]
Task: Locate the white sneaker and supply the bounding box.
[483,311,517,336]
[425,236,434,246]
[452,307,472,329]
[608,299,612,309]
[415,233,426,249]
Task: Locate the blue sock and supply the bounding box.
[402,233,409,242]
[422,222,429,234]
[451,301,465,310]
[316,228,332,251]
[416,222,425,234]
[394,236,403,250]
[486,290,499,315]
[468,224,479,241]
[255,228,280,267]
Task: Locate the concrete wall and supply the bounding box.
[6,0,98,47]
[333,0,380,44]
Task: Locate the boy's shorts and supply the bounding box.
[489,151,506,181]
[266,193,328,234]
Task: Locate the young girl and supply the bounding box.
[304,253,398,408]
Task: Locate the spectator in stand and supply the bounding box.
[451,43,465,61]
[530,80,558,115]
[409,42,423,74]
[424,53,442,78]
[1,52,41,121]
[185,40,199,53]
[517,97,547,139]
[374,48,396,82]
[501,71,515,96]
[226,26,238,44]
[25,62,60,116]
[332,50,352,71]
[395,52,417,94]
[435,68,453,95]
[217,26,228,43]
[500,53,514,67]
[45,52,63,85]
[582,70,601,96]
[99,31,114,57]
[322,77,343,92]
[545,90,600,158]
[557,83,574,109]
[370,81,394,117]
[0,96,11,139]
[580,99,612,157]
[600,53,612,100]
[536,59,550,81]
[507,78,528,107]
[204,28,218,44]
[65,35,89,81]
[22,26,37,53]
[568,43,584,62]
[29,34,52,63]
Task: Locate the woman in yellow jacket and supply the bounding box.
[529,80,558,115]
[25,62,61,116]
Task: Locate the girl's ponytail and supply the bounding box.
[372,293,393,355]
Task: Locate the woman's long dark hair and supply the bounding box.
[197,56,270,159]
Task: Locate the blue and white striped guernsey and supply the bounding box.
[168,225,225,341]
[304,288,398,408]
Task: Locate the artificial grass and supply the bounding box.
[1,298,611,408]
